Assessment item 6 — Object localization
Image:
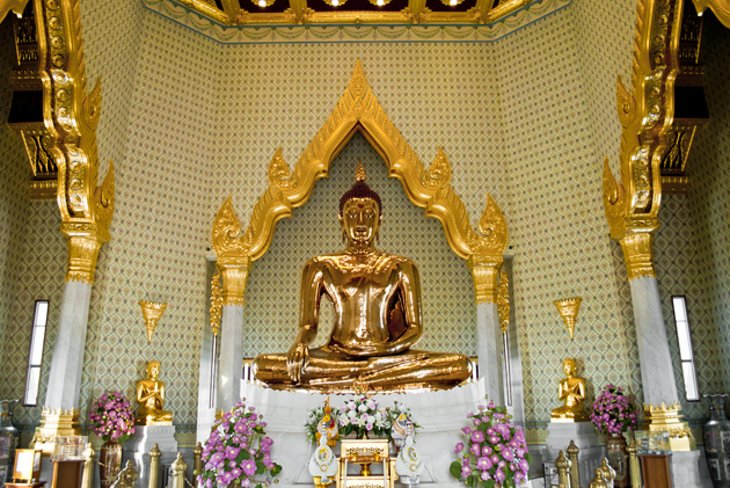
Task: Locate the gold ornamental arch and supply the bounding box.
[212,61,508,305]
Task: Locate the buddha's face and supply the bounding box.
[147,361,160,380]
[340,198,381,246]
[563,359,577,377]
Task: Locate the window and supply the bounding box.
[671,296,699,401]
[24,300,49,406]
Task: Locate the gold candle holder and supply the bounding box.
[554,297,582,340]
[139,300,168,344]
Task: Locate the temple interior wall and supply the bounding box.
[0,1,727,436]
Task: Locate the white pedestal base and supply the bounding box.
[671,450,713,487]
[123,425,179,488]
[545,421,603,486]
[237,380,489,487]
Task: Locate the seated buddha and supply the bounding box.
[254,162,471,392]
[135,360,173,425]
[550,357,588,422]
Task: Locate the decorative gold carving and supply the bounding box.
[139,300,168,344]
[619,232,655,279]
[554,297,582,340]
[643,402,696,451]
[468,255,501,304]
[135,360,174,425]
[211,197,251,305]
[496,268,510,333]
[0,0,30,24]
[602,0,686,277]
[693,0,730,28]
[209,271,223,336]
[110,460,139,488]
[31,408,81,454]
[211,61,508,306]
[589,468,609,488]
[32,0,114,283]
[627,439,642,488]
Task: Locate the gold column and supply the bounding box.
[170,453,188,488]
[627,438,642,488]
[193,442,203,477]
[148,443,161,488]
[555,450,570,488]
[567,440,580,488]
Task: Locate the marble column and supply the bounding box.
[469,258,505,406]
[45,281,92,410]
[629,276,678,404]
[35,234,105,452]
[215,259,249,413]
[217,304,244,411]
[475,302,504,406]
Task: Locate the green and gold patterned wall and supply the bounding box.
[1,0,728,435]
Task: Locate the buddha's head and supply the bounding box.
[562,357,577,377]
[146,360,161,380]
[339,161,382,247]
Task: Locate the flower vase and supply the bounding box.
[99,440,122,488]
[606,432,629,488]
[703,394,730,488]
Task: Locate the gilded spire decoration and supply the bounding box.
[139,300,168,344]
[496,268,510,333]
[554,297,582,340]
[355,160,366,182]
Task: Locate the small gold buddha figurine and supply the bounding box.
[550,357,588,422]
[135,360,173,425]
[254,161,471,391]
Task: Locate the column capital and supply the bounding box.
[619,232,655,280]
[468,255,502,304]
[63,232,103,284]
[217,257,251,306]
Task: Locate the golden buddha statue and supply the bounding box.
[254,162,471,392]
[135,360,173,425]
[550,357,588,422]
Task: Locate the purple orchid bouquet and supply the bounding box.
[590,384,639,436]
[337,395,390,439]
[450,400,530,488]
[88,390,136,443]
[199,401,281,488]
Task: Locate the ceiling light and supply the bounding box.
[442,0,465,6]
[367,0,392,6]
[254,0,275,7]
[322,0,348,6]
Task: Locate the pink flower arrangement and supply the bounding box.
[199,401,281,488]
[590,384,639,436]
[451,400,530,488]
[88,391,136,443]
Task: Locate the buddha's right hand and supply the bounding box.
[286,342,309,384]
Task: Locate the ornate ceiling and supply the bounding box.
[176,0,531,25]
[145,0,571,43]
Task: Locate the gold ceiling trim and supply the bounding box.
[0,0,30,24]
[144,0,570,43]
[33,0,115,282]
[693,0,730,28]
[212,60,507,270]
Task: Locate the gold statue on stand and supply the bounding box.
[254,162,471,391]
[551,358,588,422]
[135,360,173,425]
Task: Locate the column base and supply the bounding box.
[31,408,81,454]
[643,403,696,451]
